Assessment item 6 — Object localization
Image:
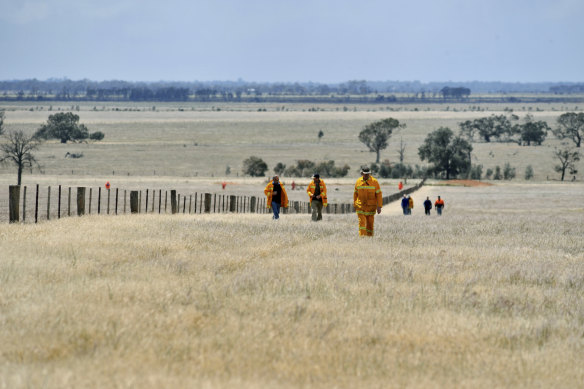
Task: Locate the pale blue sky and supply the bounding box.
[1,0,582,83]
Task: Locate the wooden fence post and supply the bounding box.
[204,193,212,213]
[229,195,236,212]
[158,190,162,214]
[151,189,155,213]
[68,187,71,217]
[123,190,126,214]
[22,186,27,222]
[58,185,62,219]
[250,196,257,213]
[47,186,51,220]
[115,188,119,215]
[9,185,20,223]
[170,190,177,214]
[98,187,102,214]
[107,189,111,215]
[183,196,186,213]
[89,188,93,214]
[130,191,139,213]
[77,187,86,216]
[35,184,39,223]
[145,189,149,214]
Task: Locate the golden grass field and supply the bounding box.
[1,182,583,388]
[0,101,581,182]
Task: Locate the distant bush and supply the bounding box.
[469,164,483,180]
[284,159,349,178]
[503,163,516,180]
[242,156,268,177]
[89,131,105,141]
[493,166,502,180]
[525,165,534,180]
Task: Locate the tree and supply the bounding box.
[0,109,5,136]
[514,115,549,146]
[525,165,534,180]
[554,147,580,181]
[459,115,512,143]
[418,127,472,179]
[242,156,268,177]
[554,112,584,147]
[359,118,404,163]
[35,112,91,143]
[274,162,286,175]
[0,130,41,185]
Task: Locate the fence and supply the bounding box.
[5,180,425,223]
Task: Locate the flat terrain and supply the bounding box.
[1,182,583,388]
[0,101,579,181]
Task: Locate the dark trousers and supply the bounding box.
[311,200,323,221]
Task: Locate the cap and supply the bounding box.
[312,173,320,179]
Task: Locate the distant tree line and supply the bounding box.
[2,78,584,103]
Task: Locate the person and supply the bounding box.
[306,173,327,221]
[353,166,382,236]
[408,195,414,215]
[264,175,288,220]
[435,195,445,215]
[401,195,409,215]
[423,196,432,215]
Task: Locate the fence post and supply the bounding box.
[9,185,20,223]
[58,185,62,219]
[229,195,236,212]
[47,186,51,220]
[170,190,177,214]
[98,187,102,214]
[183,196,186,213]
[130,191,139,213]
[68,187,71,217]
[77,187,86,216]
[145,189,149,214]
[158,189,162,214]
[107,189,111,215]
[115,188,119,215]
[204,193,212,213]
[123,189,126,214]
[35,184,39,223]
[22,186,27,222]
[89,188,93,214]
[250,196,257,213]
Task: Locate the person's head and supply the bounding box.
[438,196,441,200]
[312,173,320,182]
[426,196,429,200]
[360,166,371,179]
[273,175,279,183]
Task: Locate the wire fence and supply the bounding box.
[3,180,425,224]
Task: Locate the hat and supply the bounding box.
[312,173,320,179]
[360,166,371,174]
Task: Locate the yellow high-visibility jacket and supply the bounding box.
[306,179,327,206]
[353,176,382,214]
[264,181,289,208]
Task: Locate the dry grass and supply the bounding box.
[1,183,583,388]
[0,101,579,181]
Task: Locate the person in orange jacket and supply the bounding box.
[408,195,414,214]
[306,173,327,221]
[435,196,445,215]
[353,166,382,236]
[264,175,288,220]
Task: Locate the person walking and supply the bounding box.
[306,173,327,221]
[435,195,445,216]
[401,195,409,215]
[353,166,382,236]
[264,175,288,220]
[408,195,414,215]
[423,196,432,215]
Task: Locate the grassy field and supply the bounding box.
[0,101,580,182]
[1,182,583,388]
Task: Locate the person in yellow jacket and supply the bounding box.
[353,166,382,236]
[264,175,288,220]
[306,173,327,221]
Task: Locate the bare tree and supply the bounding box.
[554,147,580,181]
[0,130,41,185]
[0,109,5,136]
[398,137,406,163]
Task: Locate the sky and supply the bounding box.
[0,0,583,83]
